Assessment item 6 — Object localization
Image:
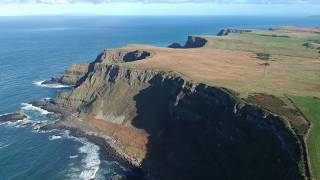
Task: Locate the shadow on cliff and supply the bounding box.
[130,75,303,180]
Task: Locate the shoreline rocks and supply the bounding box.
[42,77,63,85]
[32,100,145,179]
[0,112,27,123]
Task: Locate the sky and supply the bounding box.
[0,0,319,16]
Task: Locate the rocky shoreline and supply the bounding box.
[27,30,313,179]
[34,100,145,180]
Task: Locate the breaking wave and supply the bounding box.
[49,135,63,141]
[64,132,101,180]
[0,142,11,149]
[47,130,101,180]
[33,80,72,89]
[21,103,50,115]
[3,102,103,180]
[79,140,101,180]
[69,155,79,159]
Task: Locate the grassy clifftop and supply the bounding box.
[290,96,320,179]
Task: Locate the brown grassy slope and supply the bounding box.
[116,42,320,98]
[272,26,320,33]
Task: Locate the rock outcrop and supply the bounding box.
[95,48,152,64]
[42,77,63,85]
[168,36,208,48]
[61,64,89,85]
[51,47,307,180]
[0,112,27,122]
[42,64,89,86]
[217,28,252,36]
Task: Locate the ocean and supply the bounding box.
[0,16,319,180]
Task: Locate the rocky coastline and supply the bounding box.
[33,100,145,179]
[30,31,312,179]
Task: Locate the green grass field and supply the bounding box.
[204,30,320,59]
[290,96,320,179]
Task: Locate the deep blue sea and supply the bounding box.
[0,16,319,180]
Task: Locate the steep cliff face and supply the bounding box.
[56,48,306,180]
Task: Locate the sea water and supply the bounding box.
[0,16,319,179]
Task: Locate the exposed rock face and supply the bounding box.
[0,112,27,122]
[42,77,63,85]
[54,48,306,180]
[184,36,208,48]
[217,29,252,36]
[95,48,152,64]
[168,36,208,48]
[42,64,89,86]
[168,42,182,48]
[61,64,89,85]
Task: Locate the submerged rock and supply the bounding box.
[0,112,27,122]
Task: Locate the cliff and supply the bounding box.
[42,64,89,86]
[52,46,307,180]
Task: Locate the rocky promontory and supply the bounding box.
[41,64,89,86]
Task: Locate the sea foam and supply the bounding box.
[49,135,63,141]
[64,132,101,180]
[21,103,50,115]
[69,155,79,159]
[33,80,72,89]
[19,101,101,180]
[0,143,10,149]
